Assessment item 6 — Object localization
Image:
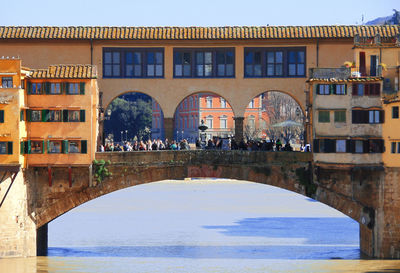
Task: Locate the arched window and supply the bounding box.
[248,115,255,128]
[248,99,255,108]
[220,98,226,108]
[189,97,193,109]
[206,96,213,108]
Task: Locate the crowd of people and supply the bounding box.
[99,137,310,152]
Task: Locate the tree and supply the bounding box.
[104,94,153,142]
[261,91,304,144]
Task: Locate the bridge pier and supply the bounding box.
[164,117,174,141]
[234,117,244,142]
[36,224,48,256]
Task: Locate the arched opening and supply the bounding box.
[243,91,305,151]
[103,92,165,148]
[47,179,360,263]
[173,92,235,146]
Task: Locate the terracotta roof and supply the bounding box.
[308,77,383,83]
[0,26,398,40]
[29,65,97,79]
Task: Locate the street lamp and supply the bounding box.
[121,131,123,142]
[125,130,128,142]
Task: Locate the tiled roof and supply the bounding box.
[0,26,398,40]
[308,77,383,83]
[29,65,97,79]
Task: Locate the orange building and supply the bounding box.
[0,58,99,169]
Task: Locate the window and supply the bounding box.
[355,140,364,153]
[48,140,62,153]
[220,116,227,129]
[2,77,12,88]
[68,140,80,153]
[30,83,43,94]
[174,48,234,78]
[30,110,42,122]
[0,110,4,123]
[391,142,396,153]
[266,51,283,76]
[0,142,12,154]
[206,97,213,108]
[31,141,44,154]
[248,99,255,108]
[336,139,346,153]
[317,84,330,95]
[68,110,80,122]
[103,48,164,78]
[335,84,346,95]
[352,110,384,124]
[245,50,262,77]
[248,115,255,128]
[288,50,305,76]
[48,110,62,122]
[334,110,346,123]
[206,116,213,129]
[318,111,330,123]
[216,50,234,77]
[220,98,226,108]
[369,110,381,124]
[393,106,399,119]
[352,83,380,96]
[368,139,384,153]
[50,83,61,94]
[67,83,79,95]
[245,47,305,78]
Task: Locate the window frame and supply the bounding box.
[173,48,235,78]
[334,110,346,123]
[318,110,330,123]
[393,106,399,119]
[103,47,164,79]
[244,47,306,78]
[2,77,13,88]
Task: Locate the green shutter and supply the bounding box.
[0,110,4,123]
[7,142,12,155]
[80,110,85,122]
[329,84,335,95]
[20,110,24,121]
[62,110,69,122]
[20,141,24,155]
[62,140,69,154]
[42,140,45,153]
[27,110,32,122]
[81,140,87,154]
[344,84,348,95]
[47,140,50,153]
[316,84,320,94]
[41,109,49,122]
[27,140,31,154]
[80,82,85,95]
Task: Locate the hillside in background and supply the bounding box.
[365,9,399,25]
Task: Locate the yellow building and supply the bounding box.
[383,92,400,167]
[0,58,99,168]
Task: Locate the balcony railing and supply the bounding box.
[350,66,382,77]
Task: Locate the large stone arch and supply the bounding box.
[29,151,365,230]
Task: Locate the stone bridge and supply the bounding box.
[2,150,400,258]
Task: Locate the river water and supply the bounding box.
[2,179,400,272]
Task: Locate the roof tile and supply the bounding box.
[29,64,97,79]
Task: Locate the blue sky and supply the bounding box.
[2,0,399,26]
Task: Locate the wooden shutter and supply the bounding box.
[62,140,69,154]
[47,140,50,153]
[352,84,358,95]
[316,84,320,95]
[379,110,385,123]
[362,110,369,124]
[7,141,12,155]
[27,109,32,122]
[0,110,4,123]
[79,82,85,95]
[62,110,69,122]
[344,84,347,95]
[42,140,45,154]
[26,140,31,154]
[20,110,24,121]
[65,83,70,94]
[41,110,49,122]
[81,140,87,154]
[363,140,370,153]
[365,84,370,96]
[348,139,356,153]
[45,82,50,94]
[80,110,85,122]
[313,139,320,153]
[27,82,32,94]
[346,139,351,153]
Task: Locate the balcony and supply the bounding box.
[350,66,382,78]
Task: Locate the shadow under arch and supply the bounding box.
[34,151,363,230]
[172,91,237,142]
[103,90,166,142]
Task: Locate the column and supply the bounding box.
[36,224,48,256]
[234,117,244,142]
[163,117,174,141]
